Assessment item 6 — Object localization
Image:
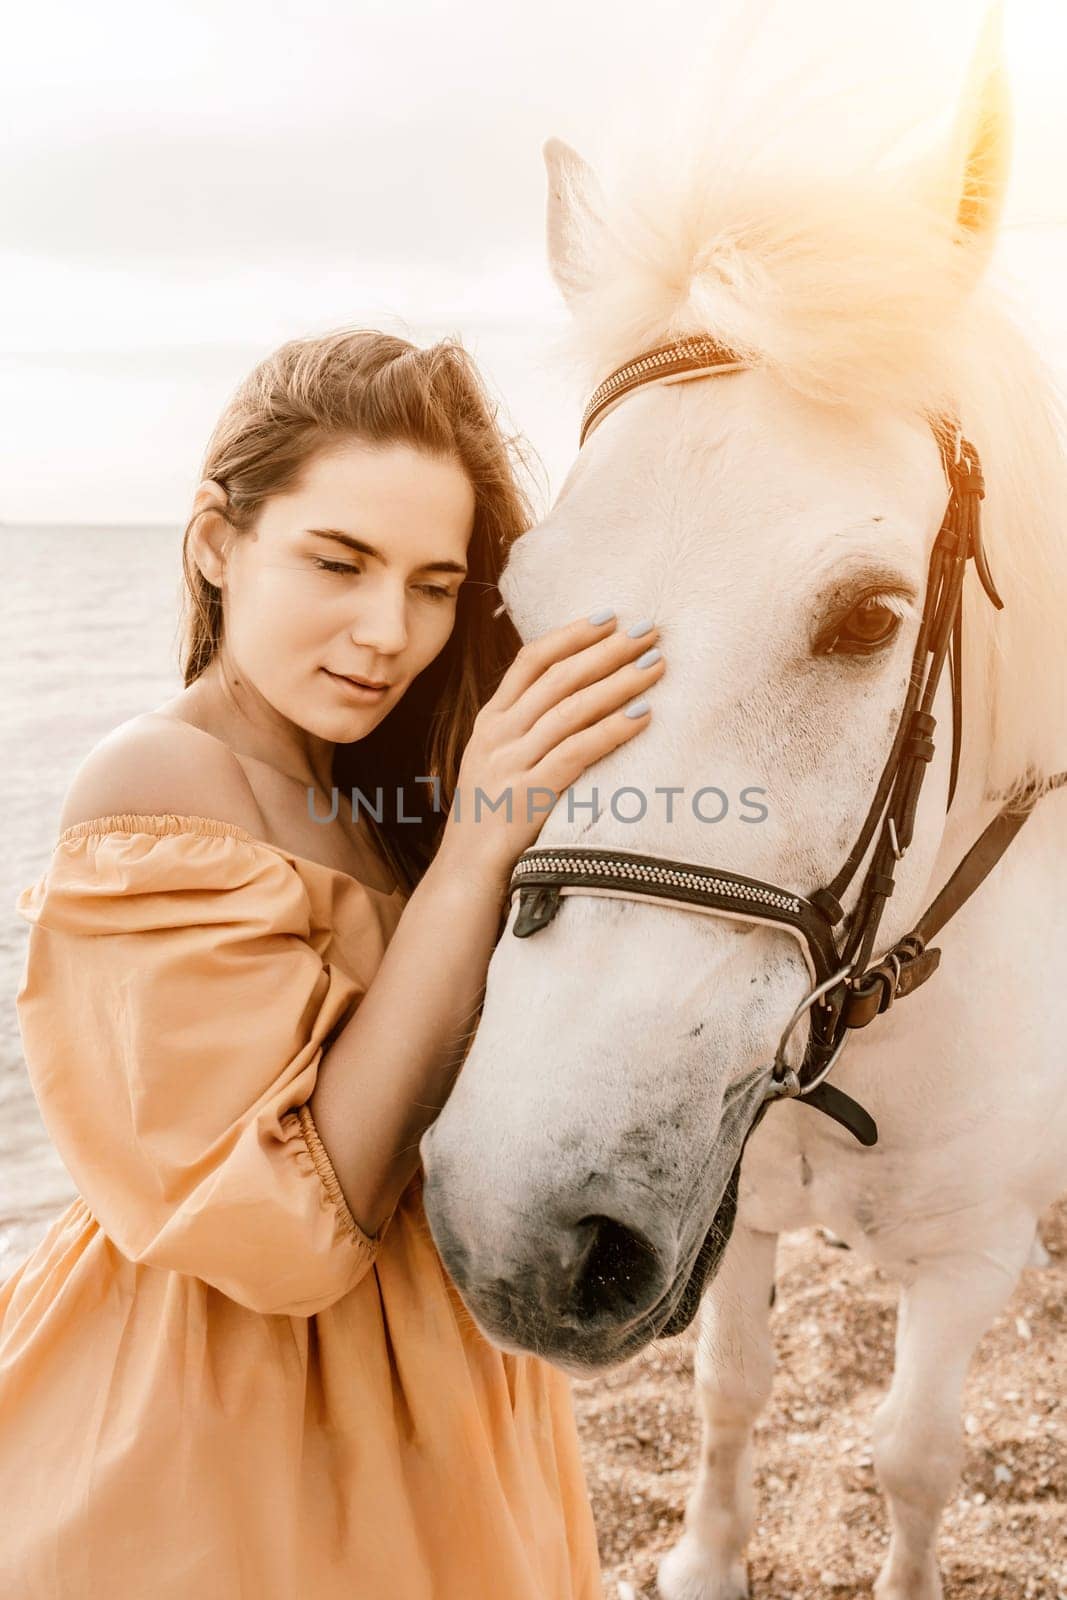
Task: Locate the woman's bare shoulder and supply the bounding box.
[57,712,267,838]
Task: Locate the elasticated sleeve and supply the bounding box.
[14,813,388,1316]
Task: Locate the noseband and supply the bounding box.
[506,335,1067,1147]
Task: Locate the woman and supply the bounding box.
[0,327,667,1599]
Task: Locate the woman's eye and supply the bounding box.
[312,557,360,575]
[823,596,903,654]
[312,558,454,602]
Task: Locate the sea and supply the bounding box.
[0,525,191,1277]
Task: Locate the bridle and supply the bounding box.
[504,334,1067,1148]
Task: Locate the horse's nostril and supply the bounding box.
[558,1214,667,1325]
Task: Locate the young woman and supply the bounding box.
[0,328,667,1599]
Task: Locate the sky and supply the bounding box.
[2,0,1065,524]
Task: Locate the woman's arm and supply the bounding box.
[309,610,667,1237]
[307,851,506,1237]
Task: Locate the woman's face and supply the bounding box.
[217,439,476,742]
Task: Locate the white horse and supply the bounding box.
[420,20,1067,1600]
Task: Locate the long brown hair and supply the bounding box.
[179,328,533,895]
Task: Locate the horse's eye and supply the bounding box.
[822,596,902,655]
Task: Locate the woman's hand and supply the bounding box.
[434,608,666,896]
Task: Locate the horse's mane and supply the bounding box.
[550,66,1067,803]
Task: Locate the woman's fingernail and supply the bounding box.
[636,646,662,669]
[587,605,616,625]
[624,698,651,718]
[626,617,655,638]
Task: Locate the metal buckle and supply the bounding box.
[880,950,902,1013]
[767,963,856,1100]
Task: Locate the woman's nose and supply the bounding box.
[350,586,409,653]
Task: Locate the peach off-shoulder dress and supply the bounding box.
[0,813,602,1600]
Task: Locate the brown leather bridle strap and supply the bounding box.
[915,773,1067,946]
[828,439,984,984]
[824,436,996,922]
[840,768,1067,1029]
[579,336,745,447]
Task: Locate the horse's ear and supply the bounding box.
[922,4,1012,283]
[543,136,605,307]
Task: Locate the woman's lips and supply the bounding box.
[322,669,391,699]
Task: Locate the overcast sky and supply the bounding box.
[3,0,1065,523]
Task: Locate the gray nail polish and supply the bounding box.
[636,646,661,669]
[624,698,651,718]
[587,605,616,624]
[626,617,655,638]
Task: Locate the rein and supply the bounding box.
[505,336,1067,1148]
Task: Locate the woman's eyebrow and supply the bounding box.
[304,527,467,576]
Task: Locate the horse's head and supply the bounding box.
[420,19,1067,1372]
